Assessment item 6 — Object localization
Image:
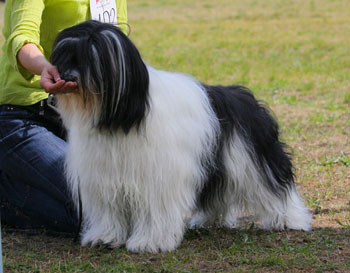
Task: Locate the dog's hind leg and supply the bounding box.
[203,84,312,231]
[222,131,312,231]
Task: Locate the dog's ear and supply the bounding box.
[89,22,150,133]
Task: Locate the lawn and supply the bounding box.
[1,0,350,272]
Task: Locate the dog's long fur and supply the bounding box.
[51,20,312,253]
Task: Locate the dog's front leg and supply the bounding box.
[79,192,129,248]
[126,202,187,253]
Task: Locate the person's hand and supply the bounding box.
[16,43,78,94]
[40,64,78,94]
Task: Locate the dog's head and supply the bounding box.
[51,20,149,133]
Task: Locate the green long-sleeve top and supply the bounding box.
[0,0,128,106]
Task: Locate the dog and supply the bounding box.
[51,20,312,253]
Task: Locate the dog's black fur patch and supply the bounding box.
[199,84,294,211]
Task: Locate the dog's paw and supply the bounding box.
[188,211,211,229]
[125,235,178,253]
[220,210,238,229]
[81,231,126,248]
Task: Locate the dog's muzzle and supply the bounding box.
[61,73,78,83]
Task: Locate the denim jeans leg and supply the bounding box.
[0,106,77,232]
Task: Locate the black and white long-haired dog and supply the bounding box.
[51,20,312,253]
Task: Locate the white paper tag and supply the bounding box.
[90,0,118,24]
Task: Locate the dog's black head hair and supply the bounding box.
[51,20,149,133]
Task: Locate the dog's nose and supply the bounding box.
[61,73,77,82]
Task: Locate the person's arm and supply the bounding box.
[17,43,77,94]
[6,0,77,94]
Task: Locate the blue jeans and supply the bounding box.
[0,103,77,233]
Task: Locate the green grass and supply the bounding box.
[1,0,350,272]
[2,228,350,272]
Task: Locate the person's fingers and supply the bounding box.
[47,66,62,82]
[40,78,65,93]
[40,64,79,94]
[49,82,79,94]
[65,81,78,88]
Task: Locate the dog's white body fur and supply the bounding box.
[58,67,312,253]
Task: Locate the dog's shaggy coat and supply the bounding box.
[51,20,312,253]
